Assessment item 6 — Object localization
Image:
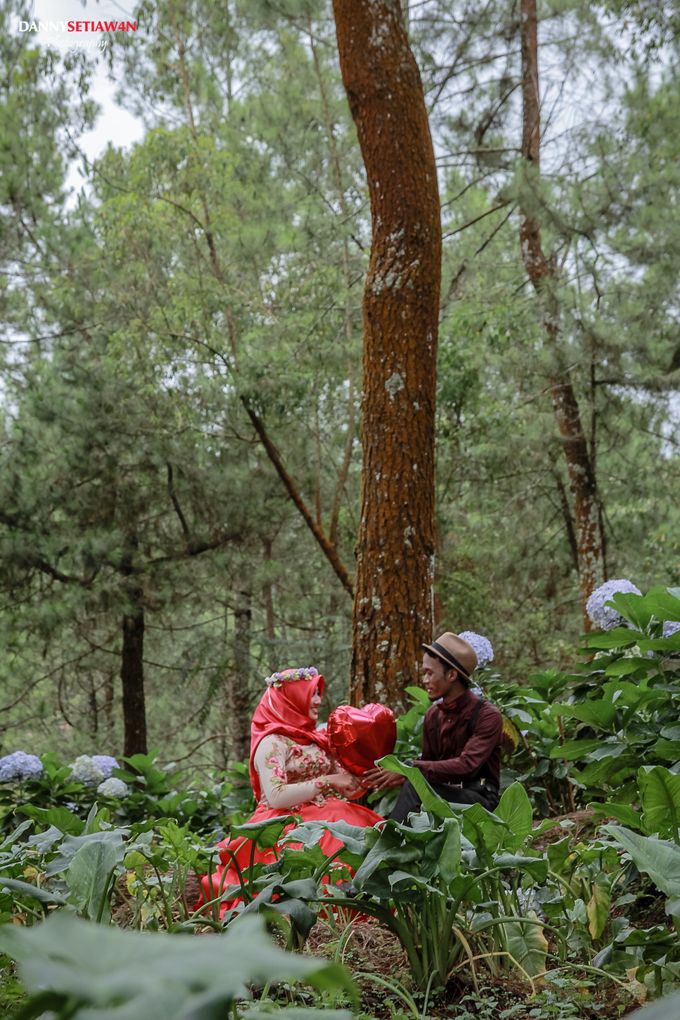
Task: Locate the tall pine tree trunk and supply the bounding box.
[333,0,441,707]
[519,0,605,628]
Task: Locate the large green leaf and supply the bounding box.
[500,914,548,978]
[376,755,456,819]
[604,658,656,678]
[437,816,462,885]
[283,819,371,858]
[607,592,651,630]
[640,587,680,624]
[638,766,680,841]
[493,854,548,883]
[0,912,355,1019]
[549,739,603,761]
[602,826,680,898]
[65,837,126,921]
[229,816,296,846]
[46,828,128,878]
[586,875,611,939]
[626,990,680,1020]
[649,738,680,762]
[588,801,642,830]
[552,701,618,729]
[494,783,533,851]
[239,878,319,938]
[17,805,85,836]
[0,877,67,907]
[459,803,510,856]
[582,628,642,650]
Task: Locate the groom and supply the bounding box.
[364,632,503,821]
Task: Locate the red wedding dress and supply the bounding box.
[198,669,383,914]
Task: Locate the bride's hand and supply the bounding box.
[325,772,364,795]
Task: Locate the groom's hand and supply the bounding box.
[363,766,405,791]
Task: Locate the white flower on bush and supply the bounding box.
[458,631,494,669]
[96,777,129,798]
[69,753,120,787]
[585,579,641,631]
[0,751,43,782]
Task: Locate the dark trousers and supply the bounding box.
[389,778,499,823]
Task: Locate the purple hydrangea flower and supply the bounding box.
[458,631,494,669]
[585,579,642,631]
[663,621,680,639]
[91,755,119,779]
[0,751,43,782]
[96,777,129,798]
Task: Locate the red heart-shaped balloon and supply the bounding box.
[327,703,397,775]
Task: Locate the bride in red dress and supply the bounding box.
[199,666,384,912]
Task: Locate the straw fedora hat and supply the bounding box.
[421,632,477,683]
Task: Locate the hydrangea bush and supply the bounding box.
[0,752,43,782]
[97,777,129,798]
[585,578,642,631]
[68,755,120,787]
[458,631,494,669]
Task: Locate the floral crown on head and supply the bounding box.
[264,666,319,688]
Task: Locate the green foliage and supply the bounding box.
[0,912,355,1020]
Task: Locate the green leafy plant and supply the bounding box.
[0,912,355,1020]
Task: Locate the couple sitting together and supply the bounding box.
[200,631,503,909]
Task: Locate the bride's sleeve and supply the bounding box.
[254,735,332,809]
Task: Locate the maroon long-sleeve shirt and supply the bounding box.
[413,689,502,788]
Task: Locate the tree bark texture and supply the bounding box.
[519,0,604,628]
[121,594,148,757]
[333,0,441,707]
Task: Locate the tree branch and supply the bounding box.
[241,397,354,597]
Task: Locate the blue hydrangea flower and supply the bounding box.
[663,621,680,639]
[0,751,43,782]
[96,777,129,798]
[585,579,641,631]
[91,755,119,779]
[458,631,494,669]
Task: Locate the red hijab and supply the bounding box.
[249,668,329,801]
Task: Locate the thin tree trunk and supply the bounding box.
[228,588,252,763]
[263,538,275,641]
[333,0,441,707]
[89,675,98,738]
[519,0,604,628]
[121,594,147,757]
[120,536,147,757]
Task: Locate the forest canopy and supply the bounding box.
[1,0,678,766]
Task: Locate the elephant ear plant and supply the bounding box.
[275,758,555,995]
[0,912,355,1020]
[549,585,680,806]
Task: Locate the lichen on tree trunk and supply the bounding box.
[332,0,441,707]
